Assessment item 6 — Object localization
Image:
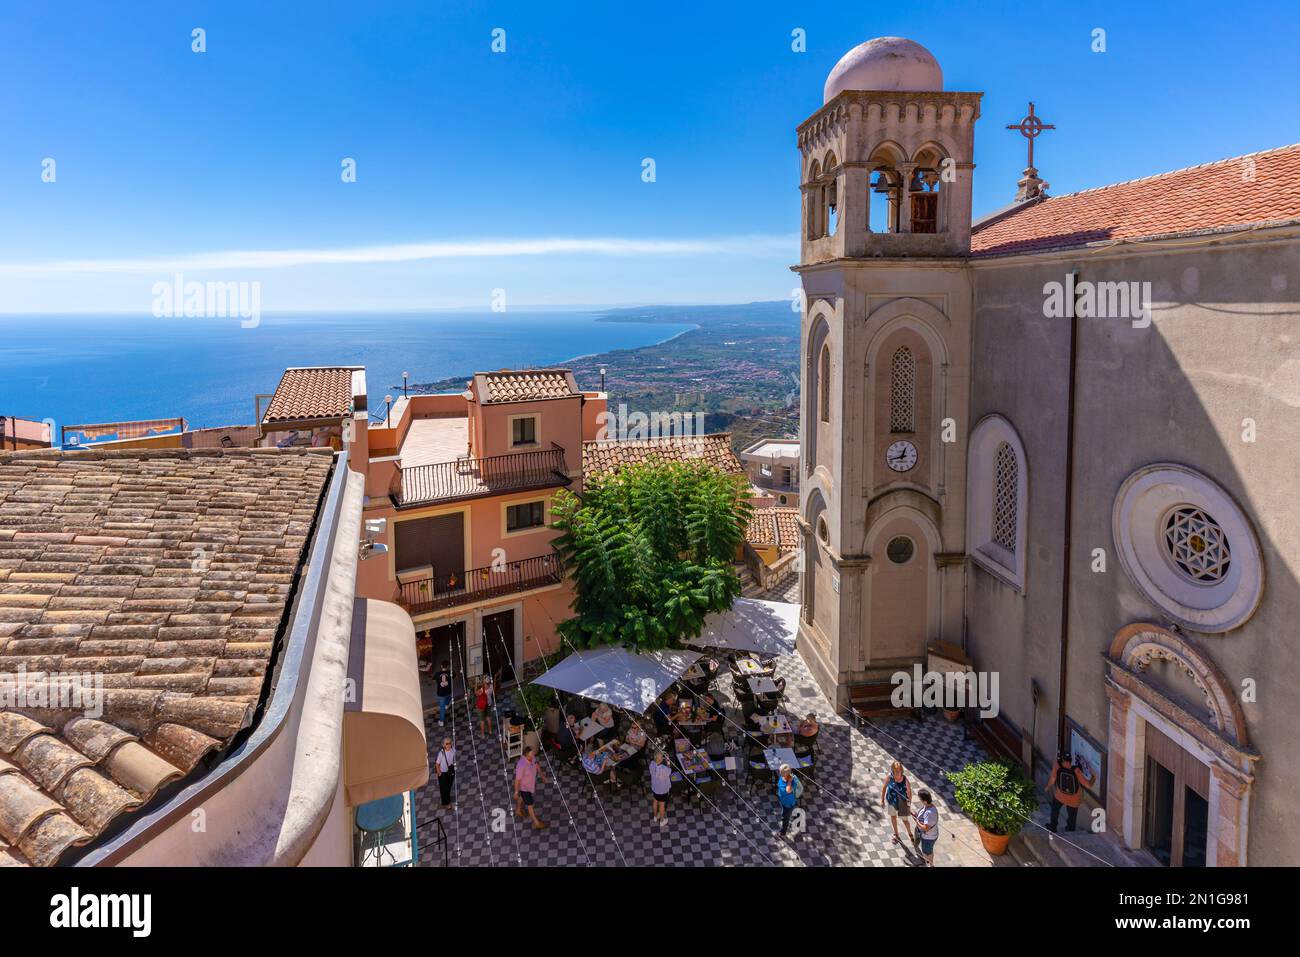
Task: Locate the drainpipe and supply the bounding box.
[1056,267,1081,751]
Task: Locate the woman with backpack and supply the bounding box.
[1046,751,1095,833]
[881,760,912,845]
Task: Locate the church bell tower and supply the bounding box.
[795,37,981,706]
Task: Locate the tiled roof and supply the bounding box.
[971,143,1300,258]
[262,367,356,424]
[475,369,579,404]
[583,434,743,479]
[0,447,334,866]
[746,507,801,553]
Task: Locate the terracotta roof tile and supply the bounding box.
[0,447,333,865]
[474,369,579,404]
[261,367,357,424]
[745,507,801,553]
[972,143,1300,257]
[582,434,743,479]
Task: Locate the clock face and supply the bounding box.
[886,440,918,472]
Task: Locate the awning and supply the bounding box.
[532,645,701,711]
[343,598,430,806]
[685,598,799,657]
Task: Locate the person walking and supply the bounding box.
[649,750,672,827]
[434,737,456,811]
[1046,751,1095,833]
[881,760,912,845]
[775,763,803,837]
[912,789,940,866]
[475,676,494,739]
[434,660,452,727]
[514,746,548,829]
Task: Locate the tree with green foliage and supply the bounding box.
[549,459,752,650]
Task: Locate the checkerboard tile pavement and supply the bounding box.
[414,645,997,867]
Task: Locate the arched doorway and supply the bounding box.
[1105,623,1258,866]
[864,507,938,662]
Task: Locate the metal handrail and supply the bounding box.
[397,553,563,615]
[392,442,568,506]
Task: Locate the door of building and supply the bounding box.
[1142,723,1209,867]
[481,610,516,687]
[420,620,468,698]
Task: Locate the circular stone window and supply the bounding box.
[1113,465,1262,633]
[886,535,914,564]
[816,516,829,544]
[1163,506,1231,583]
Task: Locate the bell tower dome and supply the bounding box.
[799,37,981,262]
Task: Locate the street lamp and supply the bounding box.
[402,372,409,398]
[385,394,393,428]
[599,367,606,391]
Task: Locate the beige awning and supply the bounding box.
[343,598,429,806]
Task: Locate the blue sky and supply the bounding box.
[2,0,1299,312]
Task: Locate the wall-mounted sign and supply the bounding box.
[1065,716,1107,801]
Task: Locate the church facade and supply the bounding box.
[795,37,1300,866]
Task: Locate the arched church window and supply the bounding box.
[993,442,1018,553]
[908,147,945,235]
[819,344,831,423]
[870,168,901,233]
[889,346,915,433]
[823,152,839,236]
[806,160,822,240]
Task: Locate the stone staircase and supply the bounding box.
[1008,805,1157,867]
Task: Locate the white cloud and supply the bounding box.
[0,235,797,275]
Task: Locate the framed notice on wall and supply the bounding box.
[1065,716,1107,801]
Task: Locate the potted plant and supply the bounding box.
[942,706,962,722]
[946,760,1038,856]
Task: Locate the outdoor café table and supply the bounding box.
[678,747,712,776]
[579,716,611,742]
[763,747,800,772]
[355,793,405,866]
[755,713,792,737]
[682,662,707,682]
[733,657,764,676]
[613,742,640,765]
[747,676,779,696]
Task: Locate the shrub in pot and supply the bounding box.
[946,760,1038,855]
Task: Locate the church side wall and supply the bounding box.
[969,234,1300,864]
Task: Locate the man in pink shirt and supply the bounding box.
[514,747,548,829]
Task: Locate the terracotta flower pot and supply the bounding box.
[977,826,1011,856]
[943,708,961,722]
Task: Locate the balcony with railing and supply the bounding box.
[390,441,570,507]
[396,554,564,615]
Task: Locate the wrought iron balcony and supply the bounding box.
[396,554,563,615]
[391,443,570,507]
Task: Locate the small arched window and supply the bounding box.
[889,346,915,433]
[806,160,822,241]
[968,415,1028,591]
[993,441,1019,554]
[819,344,831,423]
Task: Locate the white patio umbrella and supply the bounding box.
[531,645,701,712]
[684,598,799,657]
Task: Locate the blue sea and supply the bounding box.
[0,311,692,431]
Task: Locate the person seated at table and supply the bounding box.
[797,713,820,738]
[672,698,693,723]
[552,713,580,762]
[624,722,648,750]
[580,740,622,787]
[592,702,614,729]
[655,691,676,738]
